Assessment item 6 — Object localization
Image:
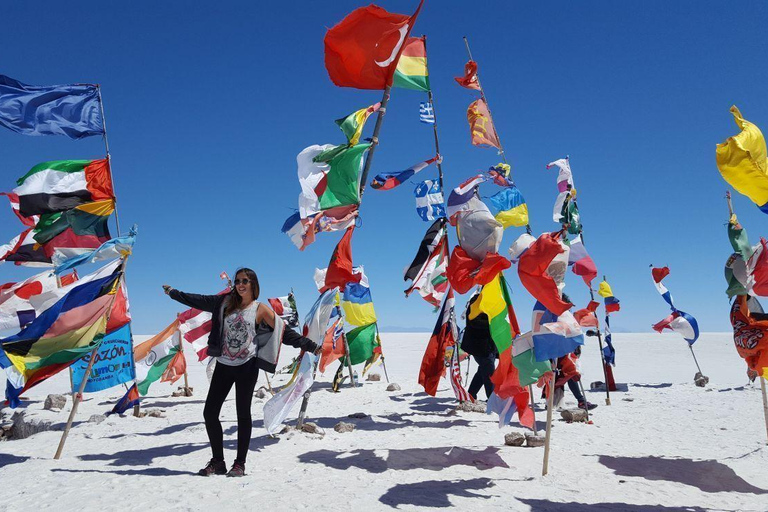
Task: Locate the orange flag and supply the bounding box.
[160,350,186,384]
[467,98,500,149]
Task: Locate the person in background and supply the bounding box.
[163,267,319,477]
[461,294,498,401]
[557,347,597,411]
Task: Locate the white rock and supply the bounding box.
[88,414,106,424]
[504,432,525,446]
[525,434,546,447]
[334,421,355,433]
[44,394,67,411]
[561,408,588,422]
[11,410,62,439]
[366,373,381,382]
[386,383,401,392]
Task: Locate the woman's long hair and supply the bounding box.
[224,267,260,316]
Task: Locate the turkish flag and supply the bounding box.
[324,1,424,89]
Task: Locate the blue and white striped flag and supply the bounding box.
[414,180,445,221]
[419,102,435,124]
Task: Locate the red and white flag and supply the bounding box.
[448,344,473,403]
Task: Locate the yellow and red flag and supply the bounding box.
[467,98,500,149]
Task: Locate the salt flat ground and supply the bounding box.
[0,332,766,511]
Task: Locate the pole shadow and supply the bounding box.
[379,478,496,508]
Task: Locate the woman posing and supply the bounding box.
[163,268,318,477]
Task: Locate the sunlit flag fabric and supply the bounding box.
[567,235,598,286]
[178,286,230,361]
[324,1,424,90]
[446,246,510,295]
[454,60,481,90]
[393,36,429,92]
[546,158,581,234]
[419,102,435,125]
[0,266,121,407]
[319,309,345,373]
[71,323,135,393]
[414,180,445,221]
[0,74,104,139]
[335,103,380,146]
[371,156,439,190]
[725,215,754,298]
[109,383,140,415]
[730,295,768,379]
[517,232,573,316]
[282,205,358,251]
[531,301,585,362]
[746,238,768,297]
[598,279,621,313]
[32,199,114,255]
[651,266,700,344]
[346,323,377,365]
[404,218,449,308]
[716,106,768,214]
[574,301,600,328]
[467,98,500,149]
[419,290,456,396]
[446,174,486,222]
[0,269,60,331]
[488,185,528,228]
[13,159,114,217]
[342,267,377,326]
[321,227,362,293]
[263,290,337,434]
[447,344,473,403]
[267,294,300,329]
[467,273,520,353]
[53,225,136,274]
[133,319,183,395]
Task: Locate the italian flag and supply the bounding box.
[134,319,185,395]
[14,159,114,217]
[393,36,430,92]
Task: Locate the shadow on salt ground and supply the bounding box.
[630,383,673,389]
[518,499,708,511]
[298,446,509,474]
[598,455,768,494]
[104,421,200,439]
[718,386,748,392]
[78,436,279,467]
[52,467,194,477]
[379,478,496,508]
[406,397,457,414]
[308,413,473,432]
[0,454,29,467]
[586,383,629,392]
[136,399,207,409]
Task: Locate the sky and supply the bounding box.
[1,0,767,336]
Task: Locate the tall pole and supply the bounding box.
[462,37,507,165]
[358,86,392,199]
[176,314,192,396]
[761,378,768,444]
[589,285,611,406]
[55,259,126,459]
[542,368,556,476]
[528,384,538,435]
[96,86,122,237]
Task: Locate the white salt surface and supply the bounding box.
[1,332,767,511]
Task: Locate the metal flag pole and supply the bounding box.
[96,86,121,237]
[587,284,612,406]
[55,259,126,459]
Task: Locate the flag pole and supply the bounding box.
[96,86,121,237]
[295,355,319,430]
[358,86,392,199]
[462,37,532,235]
[588,284,612,406]
[176,314,192,397]
[542,367,556,476]
[462,36,507,166]
[373,323,390,383]
[336,302,357,388]
[761,377,768,444]
[55,259,126,459]
[528,385,538,435]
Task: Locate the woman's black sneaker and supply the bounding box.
[227,460,246,477]
[198,458,227,476]
[578,401,598,411]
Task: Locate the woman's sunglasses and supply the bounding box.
[234,279,250,285]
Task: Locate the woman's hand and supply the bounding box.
[162,285,173,295]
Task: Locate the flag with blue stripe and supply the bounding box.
[419,102,435,124]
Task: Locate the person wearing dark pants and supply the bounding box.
[164,267,318,477]
[461,294,498,401]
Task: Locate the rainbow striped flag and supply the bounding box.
[393,36,429,92]
[0,263,121,407]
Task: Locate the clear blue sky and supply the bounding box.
[1,1,767,335]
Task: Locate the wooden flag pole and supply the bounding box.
[176,315,192,397]
[336,303,357,388]
[760,378,768,444]
[588,285,612,406]
[529,384,539,436]
[542,369,556,476]
[295,356,319,430]
[55,259,126,459]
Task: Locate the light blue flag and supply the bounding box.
[71,323,136,393]
[53,225,137,274]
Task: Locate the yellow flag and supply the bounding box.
[597,280,613,298]
[716,106,768,209]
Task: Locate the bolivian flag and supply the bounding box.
[393,36,429,92]
[0,265,121,407]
